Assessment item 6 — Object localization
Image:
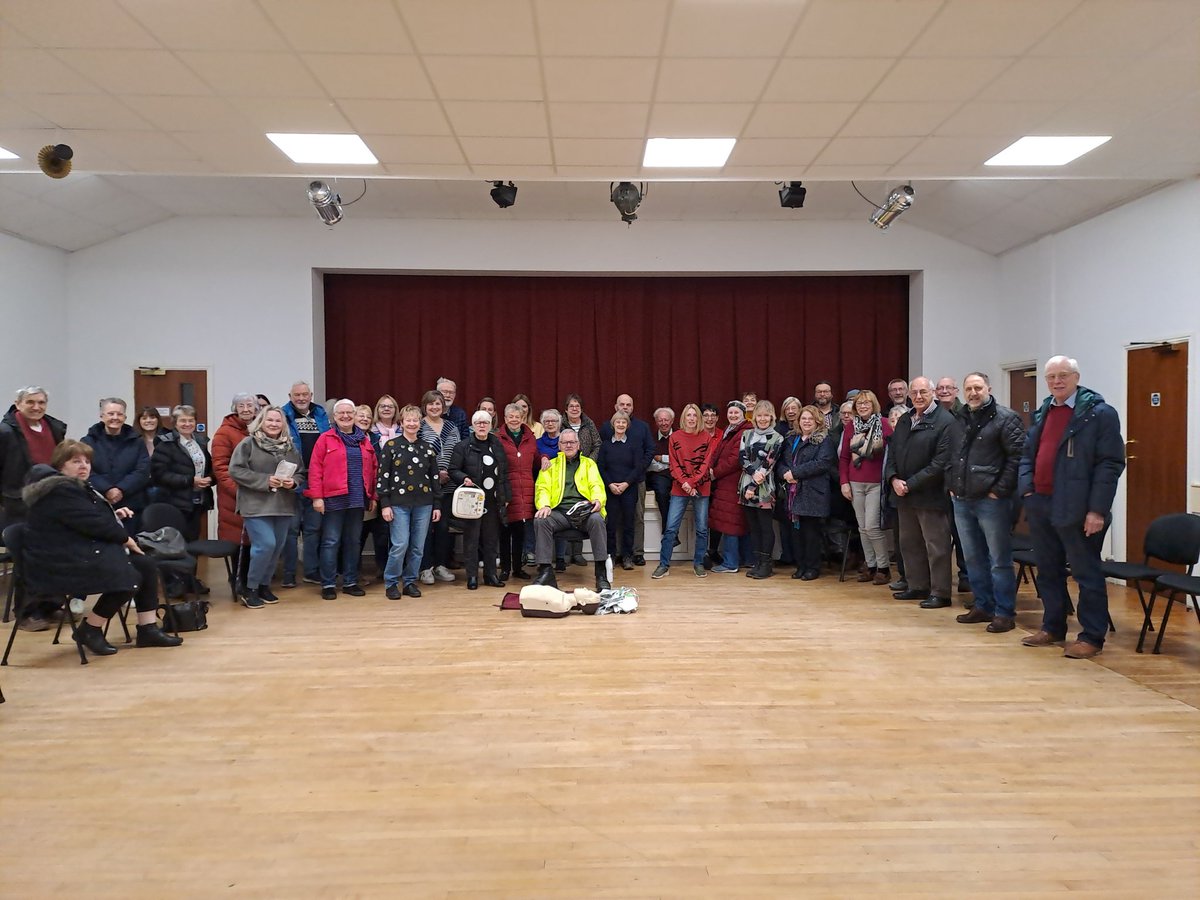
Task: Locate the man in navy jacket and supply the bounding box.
[1017,356,1125,659]
[598,393,655,565]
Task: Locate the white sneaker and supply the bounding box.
[433,565,455,583]
[419,568,436,585]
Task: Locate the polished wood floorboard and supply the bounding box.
[2,560,1199,899]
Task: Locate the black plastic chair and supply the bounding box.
[1101,513,1200,653]
[142,502,241,601]
[1148,572,1200,654]
[1,523,88,666]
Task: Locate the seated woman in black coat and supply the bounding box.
[22,440,182,656]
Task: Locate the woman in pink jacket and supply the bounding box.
[306,399,377,599]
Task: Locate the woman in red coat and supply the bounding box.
[496,402,543,581]
[211,392,258,589]
[707,400,752,573]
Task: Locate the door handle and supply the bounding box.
[1127,455,1137,461]
[1125,438,1137,445]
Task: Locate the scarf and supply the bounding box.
[336,426,366,448]
[252,428,294,455]
[849,414,883,468]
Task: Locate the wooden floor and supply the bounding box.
[2,559,1199,899]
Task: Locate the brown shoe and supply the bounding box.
[987,616,1016,633]
[956,608,992,624]
[857,570,873,583]
[1064,640,1102,659]
[872,571,890,585]
[1021,630,1064,647]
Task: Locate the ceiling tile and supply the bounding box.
[179,52,325,98]
[552,138,643,167]
[899,136,1009,168]
[765,59,893,102]
[172,131,297,173]
[908,0,1079,57]
[656,59,777,102]
[54,49,214,95]
[227,97,353,132]
[16,93,149,131]
[838,102,959,138]
[84,131,206,169]
[548,102,649,139]
[424,56,543,101]
[786,0,943,58]
[0,0,158,49]
[0,49,103,94]
[379,162,473,177]
[122,96,252,133]
[869,58,1013,102]
[368,135,465,165]
[0,97,51,130]
[442,101,548,137]
[258,0,414,54]
[933,101,1061,137]
[663,0,805,57]
[800,163,891,179]
[554,165,643,180]
[543,58,659,102]
[647,103,752,137]
[535,0,669,56]
[727,138,827,167]
[468,164,557,180]
[815,137,921,166]
[459,136,553,166]
[742,103,856,138]
[400,0,537,55]
[1031,0,1200,57]
[120,0,288,51]
[975,58,1107,103]
[305,54,434,101]
[338,100,452,136]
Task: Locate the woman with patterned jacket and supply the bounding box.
[739,400,784,580]
[377,404,442,600]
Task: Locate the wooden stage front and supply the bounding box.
[2,561,1198,898]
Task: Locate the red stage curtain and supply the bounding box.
[323,273,908,417]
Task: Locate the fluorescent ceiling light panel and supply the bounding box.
[984,135,1111,167]
[266,133,378,165]
[0,146,18,160]
[643,137,736,168]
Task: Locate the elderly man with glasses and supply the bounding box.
[1017,356,1125,659]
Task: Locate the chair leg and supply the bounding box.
[225,555,238,601]
[1152,591,1179,655]
[1,616,18,666]
[1136,587,1160,653]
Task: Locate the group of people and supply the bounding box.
[0,355,1124,661]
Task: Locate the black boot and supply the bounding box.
[748,552,773,580]
[75,621,118,656]
[136,623,184,648]
[532,564,558,588]
[595,561,610,592]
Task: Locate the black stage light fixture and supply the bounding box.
[38,143,73,179]
[490,181,517,208]
[778,181,806,208]
[610,181,644,224]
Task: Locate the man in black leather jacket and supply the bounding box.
[946,373,1026,633]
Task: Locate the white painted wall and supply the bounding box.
[62,216,1000,435]
[997,179,1200,556]
[0,233,68,420]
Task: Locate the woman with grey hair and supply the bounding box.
[449,409,511,589]
[81,396,151,535]
[307,399,378,599]
[212,392,259,590]
[150,404,214,542]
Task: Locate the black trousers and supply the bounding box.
[790,517,823,573]
[461,508,501,578]
[501,520,526,573]
[93,553,160,619]
[746,507,775,557]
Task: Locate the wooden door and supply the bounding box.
[133,369,210,436]
[1125,343,1189,557]
[1007,366,1038,430]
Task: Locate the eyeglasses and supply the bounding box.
[1045,372,1077,382]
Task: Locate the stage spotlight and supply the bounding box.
[778,181,806,208]
[490,181,517,208]
[610,181,645,224]
[870,184,914,230]
[38,144,73,179]
[307,180,342,226]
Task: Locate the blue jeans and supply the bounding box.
[384,504,433,588]
[953,496,1016,617]
[720,533,740,569]
[1024,492,1111,646]
[659,494,709,567]
[243,516,293,589]
[283,494,321,581]
[319,506,364,588]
